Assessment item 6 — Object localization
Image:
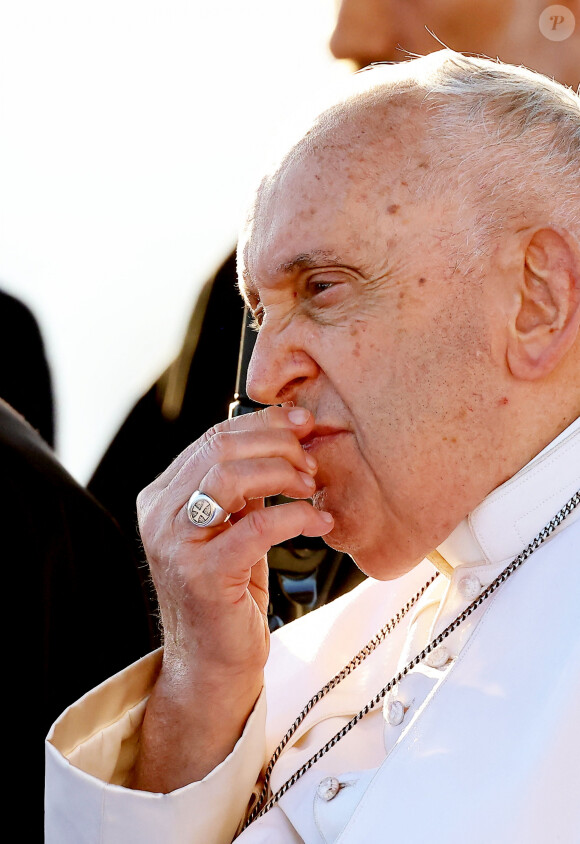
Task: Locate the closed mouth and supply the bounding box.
[301,427,349,450]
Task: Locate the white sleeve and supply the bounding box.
[45,650,267,844]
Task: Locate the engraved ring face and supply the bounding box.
[187,490,230,528]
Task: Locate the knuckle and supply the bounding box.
[196,422,221,453]
[206,460,229,489]
[246,508,270,538]
[136,487,148,513]
[200,430,233,464]
[136,485,156,523]
[205,422,220,439]
[258,405,280,428]
[210,430,233,459]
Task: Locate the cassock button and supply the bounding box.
[317,776,341,801]
[384,699,405,726]
[423,645,450,669]
[457,573,481,601]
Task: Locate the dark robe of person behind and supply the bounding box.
[0,288,55,446]
[0,400,155,838]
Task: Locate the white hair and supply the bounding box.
[350,50,580,251]
[289,50,580,270]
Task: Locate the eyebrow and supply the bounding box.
[273,250,346,275]
[241,250,357,303]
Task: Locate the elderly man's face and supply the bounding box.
[239,114,512,578]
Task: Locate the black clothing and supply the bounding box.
[0,288,55,446]
[1,400,154,835]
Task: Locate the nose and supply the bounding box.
[246,322,319,407]
[329,0,398,68]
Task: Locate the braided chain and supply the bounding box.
[243,490,579,829]
[255,572,438,812]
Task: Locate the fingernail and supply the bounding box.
[320,511,334,524]
[299,472,316,488]
[288,407,309,425]
[305,453,317,471]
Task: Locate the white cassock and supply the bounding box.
[45,418,580,843]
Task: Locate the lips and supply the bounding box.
[301,426,349,450]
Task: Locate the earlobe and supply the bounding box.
[507,228,580,380]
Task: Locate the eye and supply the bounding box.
[308,280,336,295]
[301,273,352,324]
[304,274,348,305]
[305,273,347,299]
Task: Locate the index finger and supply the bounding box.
[152,405,314,488]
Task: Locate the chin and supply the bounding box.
[313,491,396,579]
[313,489,425,581]
[313,487,358,552]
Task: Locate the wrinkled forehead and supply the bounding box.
[238,156,345,291]
[238,165,366,306]
[238,100,426,300]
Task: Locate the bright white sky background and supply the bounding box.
[0,0,350,483]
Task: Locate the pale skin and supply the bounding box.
[132,404,333,789]
[132,98,580,794]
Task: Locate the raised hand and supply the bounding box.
[131,405,334,792]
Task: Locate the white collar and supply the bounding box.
[434,417,580,573]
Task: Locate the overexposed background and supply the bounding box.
[0,0,349,484]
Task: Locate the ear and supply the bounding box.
[506,228,580,380]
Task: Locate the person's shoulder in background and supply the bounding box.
[1,398,155,837]
[1,399,155,733]
[0,287,55,446]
